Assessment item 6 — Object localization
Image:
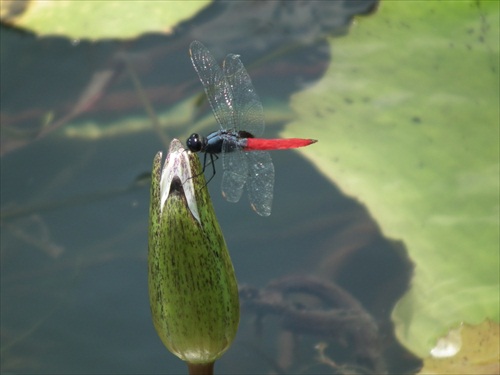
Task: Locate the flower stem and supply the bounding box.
[187,362,214,375]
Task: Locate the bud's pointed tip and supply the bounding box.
[168,138,184,153]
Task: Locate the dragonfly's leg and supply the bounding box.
[204,153,219,185]
[189,152,210,179]
[184,152,219,189]
[202,151,209,172]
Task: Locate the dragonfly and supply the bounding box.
[186,40,317,216]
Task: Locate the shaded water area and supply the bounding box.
[1,2,422,374]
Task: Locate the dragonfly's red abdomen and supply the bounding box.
[244,138,317,151]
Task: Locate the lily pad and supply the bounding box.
[0,0,210,40]
[284,0,499,357]
[419,320,499,374]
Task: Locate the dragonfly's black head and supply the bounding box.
[186,133,204,153]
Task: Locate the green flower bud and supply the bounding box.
[148,139,239,365]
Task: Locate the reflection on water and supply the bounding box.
[1,1,422,374]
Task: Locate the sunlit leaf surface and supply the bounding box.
[0,0,210,39]
[284,0,499,357]
[419,320,499,374]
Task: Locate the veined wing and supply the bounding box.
[245,151,274,216]
[221,140,248,204]
[219,48,265,206]
[223,53,265,137]
[189,41,235,130]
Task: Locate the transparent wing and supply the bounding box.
[221,144,248,203]
[189,41,235,130]
[223,53,265,137]
[245,151,274,216]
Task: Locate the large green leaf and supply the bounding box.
[0,0,210,40]
[284,1,499,357]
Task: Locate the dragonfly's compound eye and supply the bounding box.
[186,133,203,152]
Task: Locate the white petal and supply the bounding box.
[159,139,201,224]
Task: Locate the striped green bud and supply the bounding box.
[148,139,239,365]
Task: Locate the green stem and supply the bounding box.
[124,58,170,149]
[187,362,214,375]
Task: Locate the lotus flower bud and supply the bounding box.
[148,139,239,366]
